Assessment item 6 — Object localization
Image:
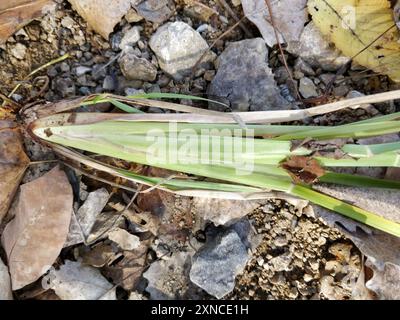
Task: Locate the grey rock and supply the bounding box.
[288,22,350,71]
[149,21,212,80]
[60,62,70,72]
[208,38,290,111]
[269,252,292,272]
[76,188,109,238]
[143,251,193,299]
[0,257,12,300]
[61,16,75,29]
[192,198,259,226]
[75,66,92,76]
[102,75,116,91]
[299,77,318,98]
[119,26,141,50]
[119,53,157,81]
[10,43,27,60]
[125,8,144,23]
[134,0,175,24]
[55,78,76,97]
[189,229,249,299]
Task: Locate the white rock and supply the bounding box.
[119,26,141,50]
[10,43,27,60]
[75,66,92,76]
[0,258,12,300]
[288,22,350,71]
[242,0,308,47]
[46,260,116,300]
[299,77,318,98]
[149,21,212,80]
[76,188,109,238]
[108,228,140,250]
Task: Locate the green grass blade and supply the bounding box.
[290,185,400,237]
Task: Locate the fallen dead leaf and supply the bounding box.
[0,257,13,300]
[82,243,119,268]
[281,156,325,184]
[68,0,135,39]
[0,0,56,43]
[45,260,116,300]
[1,166,73,290]
[103,242,149,291]
[108,227,141,251]
[241,0,308,46]
[0,121,30,223]
[308,0,400,82]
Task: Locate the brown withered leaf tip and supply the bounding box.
[281,156,325,185]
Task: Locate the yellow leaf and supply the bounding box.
[308,0,400,82]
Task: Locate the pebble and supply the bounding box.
[134,0,174,24]
[119,26,141,50]
[288,22,350,71]
[54,78,76,97]
[189,229,249,299]
[119,53,157,82]
[102,75,116,91]
[61,16,75,29]
[75,66,92,76]
[208,38,290,111]
[299,77,318,98]
[149,21,212,80]
[10,43,27,60]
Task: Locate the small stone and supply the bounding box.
[55,78,76,97]
[319,73,335,85]
[125,8,144,23]
[102,75,116,91]
[303,273,313,282]
[60,62,70,72]
[273,235,288,247]
[332,85,350,97]
[119,53,157,82]
[189,229,249,299]
[269,252,292,272]
[288,22,350,71]
[183,2,217,22]
[299,77,318,98]
[134,0,174,24]
[203,70,215,82]
[61,16,75,29]
[328,243,352,263]
[144,251,192,299]
[119,26,141,50]
[10,43,27,60]
[257,257,265,266]
[76,188,109,238]
[294,58,315,76]
[208,38,290,111]
[149,21,212,80]
[108,228,141,251]
[75,66,92,76]
[325,260,343,274]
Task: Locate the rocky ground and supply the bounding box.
[1,0,399,300]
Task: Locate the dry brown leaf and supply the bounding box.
[103,243,149,291]
[0,0,56,43]
[281,156,325,184]
[68,0,134,39]
[0,121,30,223]
[1,166,73,290]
